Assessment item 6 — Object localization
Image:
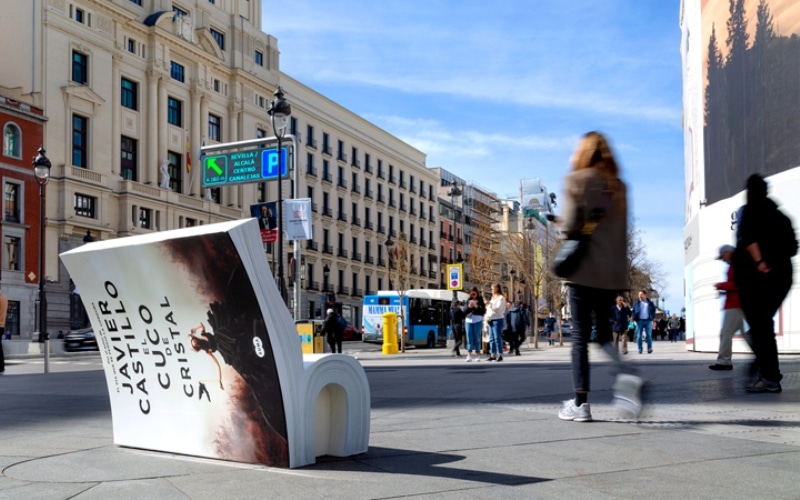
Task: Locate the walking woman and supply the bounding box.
[485,283,507,362]
[464,287,486,362]
[555,131,643,422]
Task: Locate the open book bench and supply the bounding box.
[61,219,370,468]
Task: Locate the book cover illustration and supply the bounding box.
[61,228,289,467]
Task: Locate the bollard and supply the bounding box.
[382,312,399,355]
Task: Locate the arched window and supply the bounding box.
[3,123,21,158]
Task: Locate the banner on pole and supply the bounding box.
[284,198,312,241]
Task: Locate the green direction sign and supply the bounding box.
[523,206,548,225]
[202,147,289,187]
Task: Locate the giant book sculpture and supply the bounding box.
[60,219,370,468]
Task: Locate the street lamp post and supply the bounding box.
[323,264,332,305]
[33,146,51,373]
[509,269,516,303]
[268,86,291,306]
[447,183,462,300]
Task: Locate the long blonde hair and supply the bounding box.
[570,131,625,215]
[571,131,618,174]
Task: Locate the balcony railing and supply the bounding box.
[351,216,361,226]
[306,280,319,291]
[322,207,333,217]
[378,257,386,267]
[337,213,347,222]
[364,221,373,231]
[337,285,350,296]
[365,255,374,265]
[351,251,361,262]
[323,244,333,255]
[306,240,319,251]
[337,248,348,258]
[322,172,332,183]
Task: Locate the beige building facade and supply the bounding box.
[0,0,439,334]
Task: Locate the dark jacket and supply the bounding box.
[323,313,341,339]
[610,304,631,332]
[505,305,530,334]
[450,306,465,331]
[631,299,656,322]
[465,295,486,321]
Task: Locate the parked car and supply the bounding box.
[342,321,359,341]
[63,328,98,352]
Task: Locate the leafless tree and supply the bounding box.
[387,232,412,352]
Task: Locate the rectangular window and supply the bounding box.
[75,8,84,23]
[121,78,137,110]
[210,28,225,50]
[167,151,183,193]
[208,114,222,141]
[170,61,185,82]
[120,136,137,181]
[139,207,152,229]
[4,183,20,223]
[5,301,19,337]
[307,124,316,148]
[130,0,142,5]
[323,133,331,154]
[208,187,221,204]
[172,6,188,16]
[74,193,96,218]
[167,97,182,126]
[127,38,136,53]
[72,114,88,168]
[3,235,20,270]
[254,50,263,66]
[72,51,88,84]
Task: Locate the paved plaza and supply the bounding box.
[1,340,799,499]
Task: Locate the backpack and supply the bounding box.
[337,315,347,334]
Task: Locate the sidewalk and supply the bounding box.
[1,341,799,499]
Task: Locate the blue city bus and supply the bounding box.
[362,289,469,348]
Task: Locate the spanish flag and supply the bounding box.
[185,129,192,173]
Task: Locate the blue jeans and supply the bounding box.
[488,319,504,356]
[636,319,653,352]
[465,320,482,353]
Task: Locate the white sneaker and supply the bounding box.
[465,355,473,362]
[613,373,644,418]
[558,399,592,422]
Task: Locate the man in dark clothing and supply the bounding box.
[735,174,795,393]
[543,312,557,346]
[323,308,343,353]
[610,296,631,354]
[505,301,530,356]
[450,299,465,357]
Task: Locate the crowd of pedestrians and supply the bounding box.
[444,138,795,421]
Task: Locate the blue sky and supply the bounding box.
[263,0,685,312]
